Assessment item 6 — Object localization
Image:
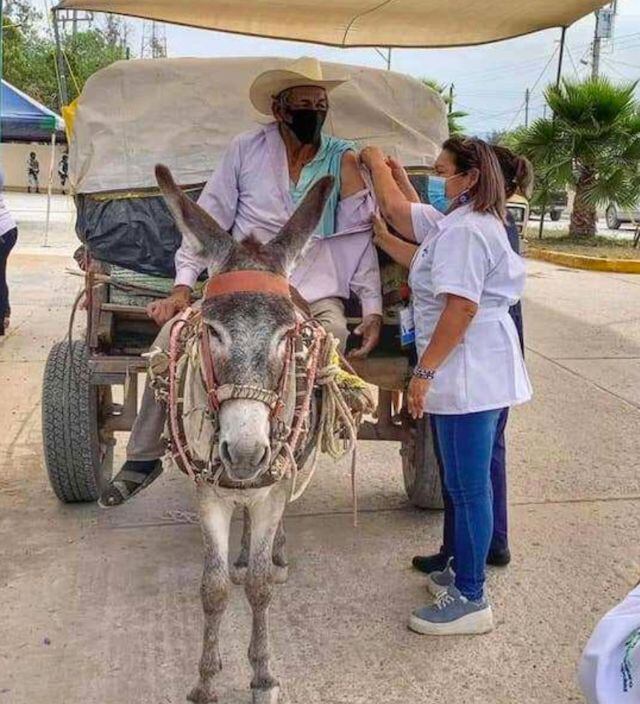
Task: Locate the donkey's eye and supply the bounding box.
[206,325,223,344]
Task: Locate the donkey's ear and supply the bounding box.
[155,164,233,264]
[268,175,335,273]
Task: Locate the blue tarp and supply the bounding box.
[1,80,66,143]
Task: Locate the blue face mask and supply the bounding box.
[427,175,451,213]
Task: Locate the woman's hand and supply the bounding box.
[359,146,385,169]
[407,376,430,420]
[371,213,391,248]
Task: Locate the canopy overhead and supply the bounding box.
[70,57,448,194]
[55,0,609,48]
[1,80,65,143]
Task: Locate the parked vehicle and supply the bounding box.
[530,189,568,221]
[605,201,640,230]
[41,57,450,509]
[506,193,530,235]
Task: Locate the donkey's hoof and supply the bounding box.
[271,565,289,584]
[252,686,280,704]
[187,684,218,703]
[230,565,247,585]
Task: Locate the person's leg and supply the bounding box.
[408,411,499,636]
[435,410,500,601]
[412,416,454,575]
[99,313,176,507]
[488,408,510,564]
[0,229,17,334]
[308,297,349,353]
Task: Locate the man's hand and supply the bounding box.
[146,286,191,326]
[407,377,430,420]
[348,314,382,359]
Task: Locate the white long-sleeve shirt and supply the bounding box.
[174,123,382,317]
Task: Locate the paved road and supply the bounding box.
[1,228,639,703]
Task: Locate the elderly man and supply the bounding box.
[99,57,383,507]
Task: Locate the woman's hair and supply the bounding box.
[492,145,534,199]
[442,136,506,219]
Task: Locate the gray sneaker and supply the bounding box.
[408,584,494,636]
[425,563,455,597]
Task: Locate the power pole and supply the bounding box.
[448,83,454,115]
[387,48,392,71]
[52,10,69,108]
[524,88,530,127]
[592,3,616,78]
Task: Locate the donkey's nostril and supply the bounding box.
[219,440,232,468]
[219,439,270,472]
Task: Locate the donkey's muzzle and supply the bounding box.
[219,438,271,480]
[218,400,272,482]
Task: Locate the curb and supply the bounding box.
[526,248,640,274]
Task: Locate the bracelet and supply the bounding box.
[413,366,436,380]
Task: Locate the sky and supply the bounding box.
[39,0,640,136]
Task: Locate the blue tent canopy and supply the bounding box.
[1,80,66,143]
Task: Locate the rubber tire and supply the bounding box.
[550,210,562,222]
[401,416,444,510]
[42,340,114,503]
[606,205,621,230]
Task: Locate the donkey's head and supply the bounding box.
[156,165,333,483]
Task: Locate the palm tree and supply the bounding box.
[421,79,468,135]
[510,78,640,237]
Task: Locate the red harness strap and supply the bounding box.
[204,270,292,300]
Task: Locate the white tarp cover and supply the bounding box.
[56,0,609,48]
[70,57,448,194]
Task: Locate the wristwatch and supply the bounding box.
[413,366,436,380]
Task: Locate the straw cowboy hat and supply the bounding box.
[249,57,349,116]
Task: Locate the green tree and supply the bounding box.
[422,79,468,135]
[3,1,129,112]
[511,78,640,237]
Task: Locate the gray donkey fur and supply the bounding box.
[155,165,334,704]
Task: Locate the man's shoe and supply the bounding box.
[425,563,455,597]
[412,552,449,575]
[98,459,163,508]
[487,546,511,567]
[408,584,494,636]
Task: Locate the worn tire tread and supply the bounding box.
[42,340,100,503]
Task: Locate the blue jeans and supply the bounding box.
[432,410,502,601]
[432,408,510,557]
[0,228,17,330]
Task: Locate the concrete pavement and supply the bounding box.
[1,235,639,703]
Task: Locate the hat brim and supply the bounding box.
[250,69,347,116]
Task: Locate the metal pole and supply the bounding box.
[52,9,69,108]
[43,132,56,247]
[591,15,601,79]
[448,83,454,115]
[387,48,391,70]
[524,88,530,127]
[539,26,568,239]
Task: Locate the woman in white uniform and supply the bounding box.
[361,137,532,635]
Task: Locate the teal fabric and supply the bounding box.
[290,134,354,238]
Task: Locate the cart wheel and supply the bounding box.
[42,340,115,503]
[400,416,444,509]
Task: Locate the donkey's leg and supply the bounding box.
[230,507,251,585]
[246,484,289,704]
[271,518,289,584]
[188,489,234,704]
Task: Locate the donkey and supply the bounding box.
[155,165,335,704]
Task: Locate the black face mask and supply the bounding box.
[284,108,327,145]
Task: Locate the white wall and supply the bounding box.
[1,141,68,193]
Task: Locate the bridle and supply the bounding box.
[163,269,327,494]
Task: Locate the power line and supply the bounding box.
[506,45,560,131]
